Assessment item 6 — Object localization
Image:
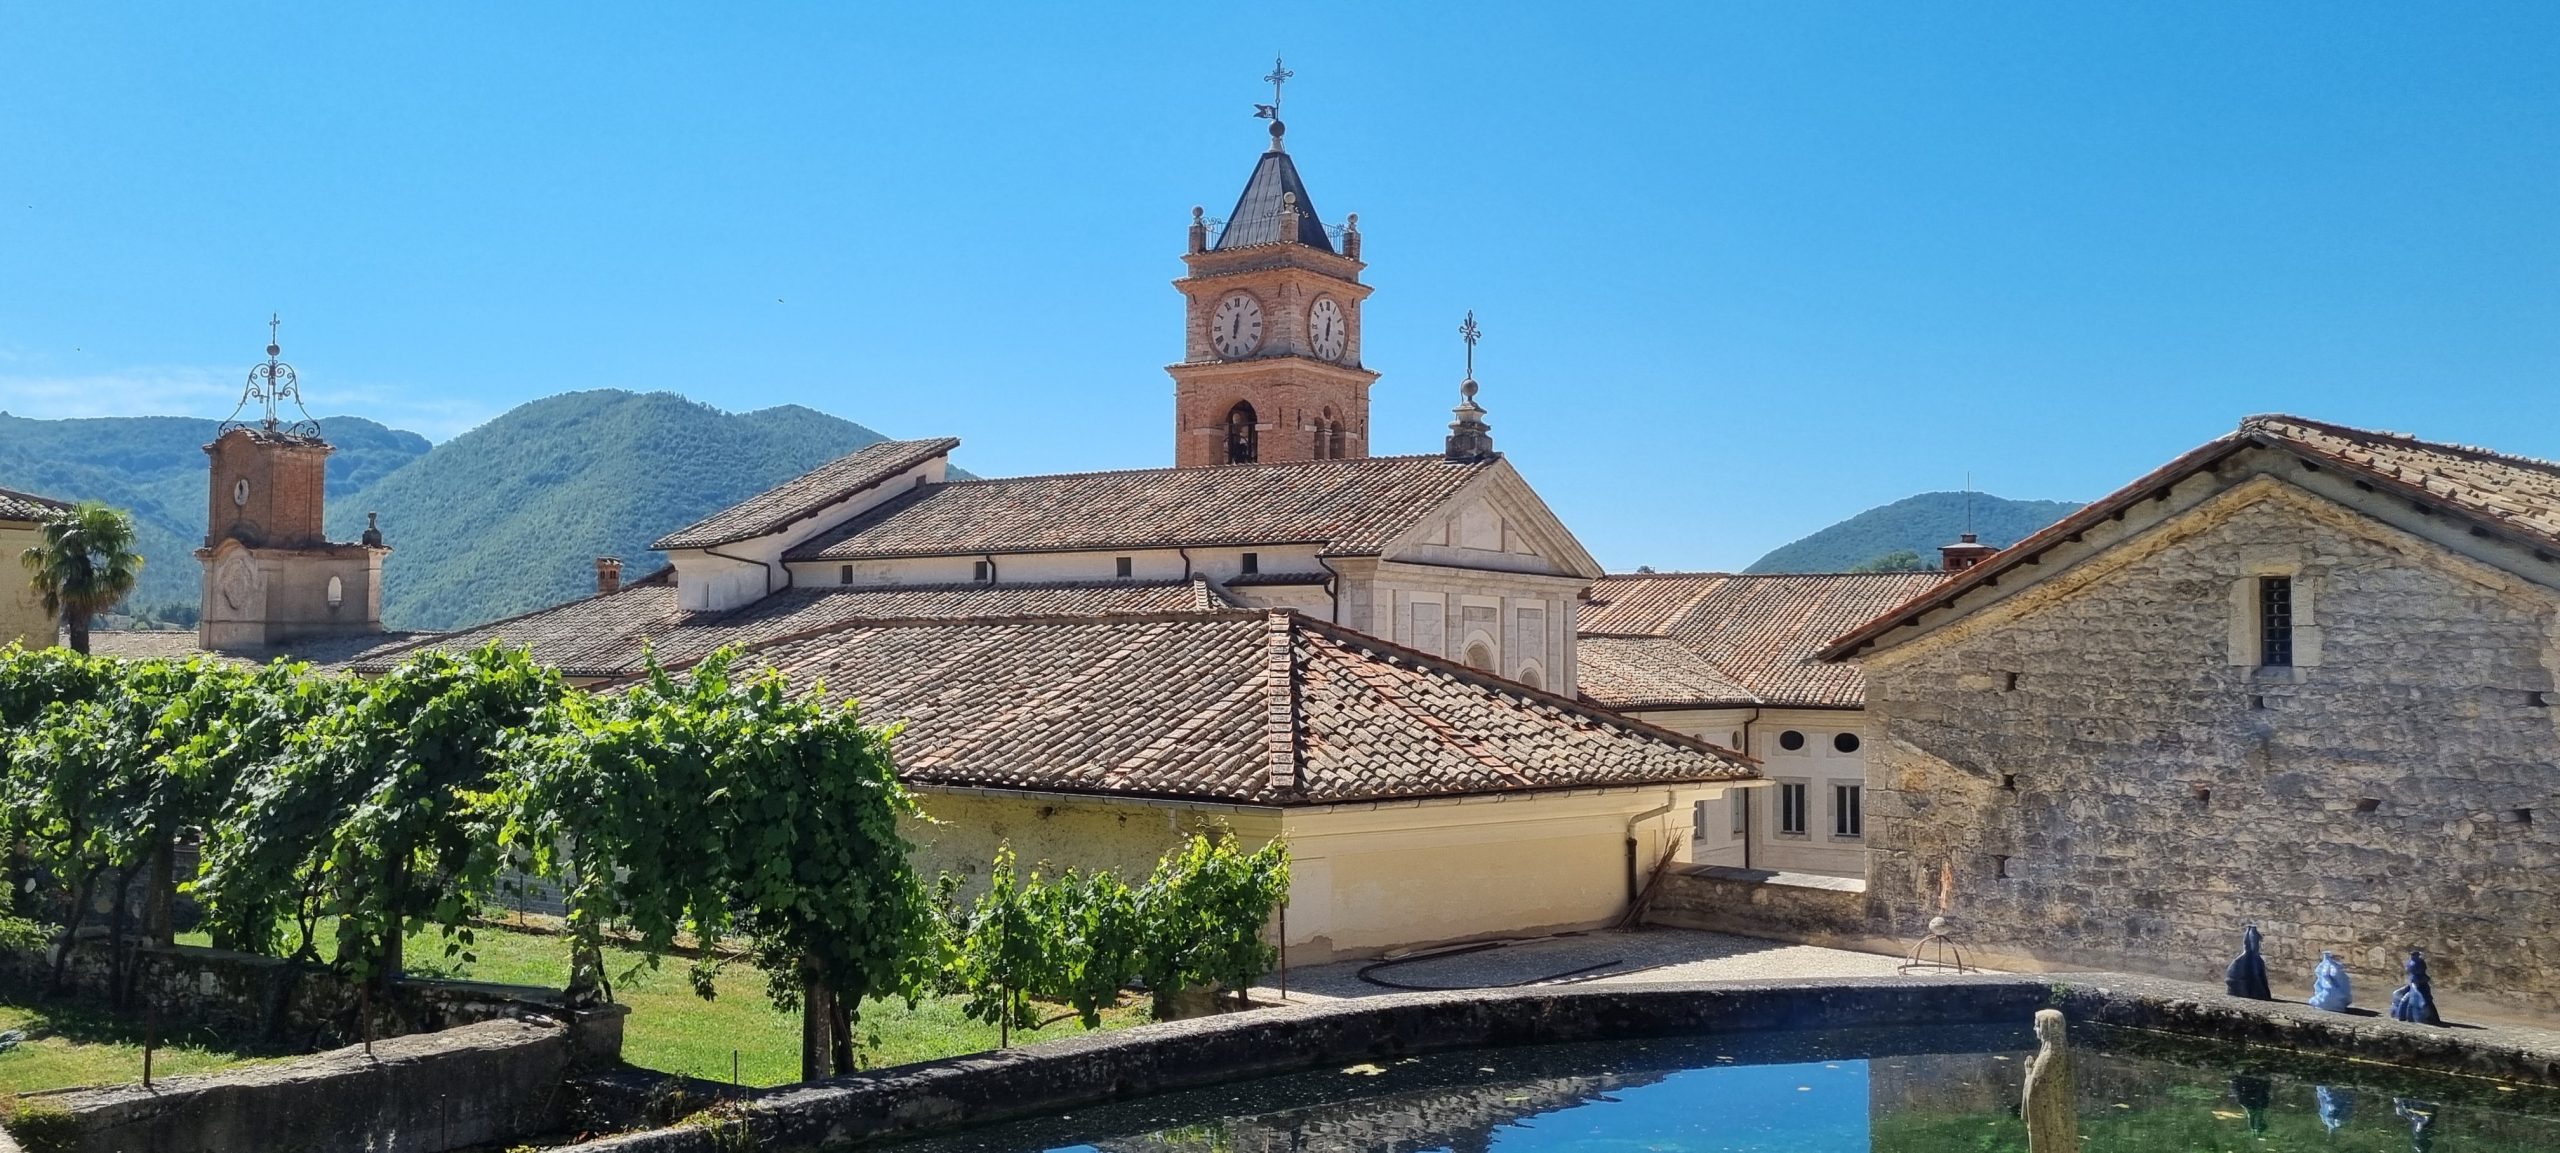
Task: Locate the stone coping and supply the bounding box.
[566,971,2560,1152]
[1682,864,1868,892]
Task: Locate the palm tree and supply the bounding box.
[20,501,142,655]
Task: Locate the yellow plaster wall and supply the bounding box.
[0,521,55,648]
[902,788,1281,895]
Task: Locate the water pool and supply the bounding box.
[878,1022,2560,1152]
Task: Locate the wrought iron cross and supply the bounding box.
[1263,55,1293,118]
[1458,310,1481,379]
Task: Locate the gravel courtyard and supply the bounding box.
[1252,927,1930,1003]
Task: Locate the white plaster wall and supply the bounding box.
[1635,706,1869,878]
[0,522,49,648]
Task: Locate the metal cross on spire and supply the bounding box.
[1458,310,1482,380]
[1259,54,1293,119]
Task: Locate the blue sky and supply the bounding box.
[4,3,2555,571]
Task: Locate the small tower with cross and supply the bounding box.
[196,318,391,651]
[1169,56,1379,468]
[1445,311,1496,463]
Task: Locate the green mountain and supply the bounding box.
[0,412,431,620]
[326,391,906,630]
[0,392,930,633]
[1745,491,2086,574]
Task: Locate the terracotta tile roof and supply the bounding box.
[356,568,1228,678]
[652,437,958,550]
[85,629,437,671]
[677,610,1753,807]
[782,454,1495,562]
[1823,414,2560,660]
[0,486,73,522]
[1578,572,1948,710]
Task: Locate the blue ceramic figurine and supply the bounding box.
[2390,949,2442,1026]
[2308,951,2352,1012]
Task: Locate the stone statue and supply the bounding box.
[2021,1009,2076,1152]
[2317,1085,2355,1134]
[2390,949,2443,1026]
[2224,922,2271,999]
[2308,951,2353,1012]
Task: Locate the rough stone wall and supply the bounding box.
[30,1018,573,1153]
[1645,869,1892,953]
[1861,480,2560,1007]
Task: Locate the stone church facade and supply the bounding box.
[1823,416,2560,1010]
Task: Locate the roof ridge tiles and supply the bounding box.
[936,452,1475,489]
[2244,413,2560,478]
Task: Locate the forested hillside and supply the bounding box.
[0,392,926,631]
[0,412,429,620]
[1745,491,2085,574]
[326,391,904,629]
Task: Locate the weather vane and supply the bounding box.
[1254,54,1292,121]
[1459,310,1482,380]
[220,312,321,438]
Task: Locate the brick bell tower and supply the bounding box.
[197,318,390,651]
[1170,60,1379,468]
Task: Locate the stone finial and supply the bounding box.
[1189,205,1209,255]
[360,511,384,549]
[2021,1009,2076,1152]
[1279,192,1301,245]
[1447,311,1494,462]
[595,556,624,596]
[1343,212,1362,260]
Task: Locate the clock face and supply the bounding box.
[1210,293,1264,358]
[1308,298,1347,361]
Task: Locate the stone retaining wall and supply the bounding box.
[1643,866,1906,955]
[17,1018,579,1153]
[559,972,2560,1153]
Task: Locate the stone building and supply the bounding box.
[1579,570,1946,877]
[1819,414,2560,1010]
[368,110,1759,960]
[0,486,76,648]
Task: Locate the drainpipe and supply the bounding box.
[1739,707,1761,871]
[703,544,779,598]
[1315,557,1341,623]
[1178,547,1192,583]
[1624,792,1676,907]
[980,553,1000,583]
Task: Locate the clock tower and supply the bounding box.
[1170,112,1378,468]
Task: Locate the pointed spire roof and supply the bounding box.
[1213,136,1334,252]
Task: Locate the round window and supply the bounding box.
[1778,730,1806,751]
[1834,732,1862,754]
[232,478,250,507]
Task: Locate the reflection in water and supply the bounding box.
[881,1025,2560,1153]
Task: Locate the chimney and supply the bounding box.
[595,556,623,595]
[1939,534,1998,572]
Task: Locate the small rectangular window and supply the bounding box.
[2259,576,2294,667]
[1730,790,1748,835]
[1241,552,1259,574]
[1778,782,1809,836]
[1833,783,1863,838]
[1691,800,1708,842]
[839,564,853,586]
[1115,556,1132,579]
[973,560,992,583]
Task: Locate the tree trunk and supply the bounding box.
[828,992,856,1076]
[146,837,175,947]
[66,611,89,656]
[798,964,831,1083]
[105,863,135,1009]
[52,866,99,994]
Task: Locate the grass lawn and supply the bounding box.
[187,918,1149,1088]
[0,993,283,1096]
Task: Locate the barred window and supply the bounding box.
[1779,782,1810,835]
[2259,576,2294,667]
[1833,783,1864,838]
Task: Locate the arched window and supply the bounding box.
[1517,662,1544,690]
[1318,408,1341,459]
[1225,402,1259,464]
[1463,642,1495,671]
